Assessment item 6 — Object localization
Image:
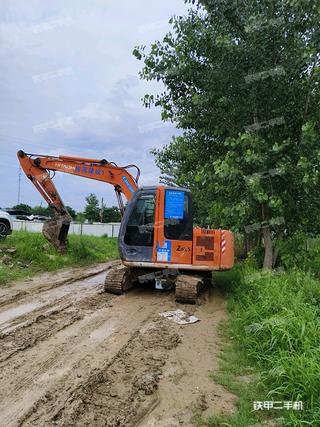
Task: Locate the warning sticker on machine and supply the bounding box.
[157,240,172,262]
[157,251,168,262]
[164,190,185,219]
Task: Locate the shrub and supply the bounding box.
[0,231,118,285]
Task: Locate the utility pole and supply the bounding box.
[17,166,21,204]
[100,197,104,223]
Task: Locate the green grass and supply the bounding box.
[278,233,320,279]
[195,265,320,427]
[0,231,118,285]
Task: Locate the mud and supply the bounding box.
[0,262,236,427]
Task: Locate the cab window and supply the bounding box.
[164,190,192,241]
[124,192,156,246]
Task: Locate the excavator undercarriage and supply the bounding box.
[104,265,209,304]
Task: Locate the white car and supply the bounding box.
[0,211,13,240]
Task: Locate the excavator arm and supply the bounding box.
[17,150,140,253]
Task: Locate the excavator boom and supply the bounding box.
[17,150,140,253]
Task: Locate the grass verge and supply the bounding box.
[0,231,118,285]
[194,265,320,427]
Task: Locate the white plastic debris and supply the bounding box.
[159,309,199,325]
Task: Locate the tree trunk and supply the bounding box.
[262,226,273,270]
[272,230,283,268]
[244,232,259,256]
[272,246,279,268]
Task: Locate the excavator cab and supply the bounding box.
[118,185,234,273]
[119,186,194,266]
[119,186,198,265]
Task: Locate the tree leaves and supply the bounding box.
[134,0,320,265]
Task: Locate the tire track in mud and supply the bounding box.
[0,263,236,427]
[0,292,115,363]
[23,317,181,427]
[0,262,119,363]
[0,271,179,427]
[0,261,119,309]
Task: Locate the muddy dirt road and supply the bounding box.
[0,261,236,427]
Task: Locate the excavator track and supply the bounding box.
[175,274,204,304]
[104,267,208,303]
[104,265,133,295]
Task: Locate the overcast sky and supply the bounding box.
[0,0,189,210]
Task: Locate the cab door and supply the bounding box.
[153,187,193,265]
[118,190,156,262]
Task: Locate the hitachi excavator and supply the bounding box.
[17,150,234,303]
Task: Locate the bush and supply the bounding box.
[0,231,118,285]
[278,232,320,277]
[226,267,320,426]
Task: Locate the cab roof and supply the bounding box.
[139,185,191,193]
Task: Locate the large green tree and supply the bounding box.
[84,193,100,222]
[82,195,121,223]
[65,206,77,219]
[31,205,52,217]
[12,204,32,213]
[134,0,320,268]
[102,206,121,223]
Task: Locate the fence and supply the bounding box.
[12,221,121,238]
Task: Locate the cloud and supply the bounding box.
[0,0,188,211]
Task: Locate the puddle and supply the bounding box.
[0,272,107,329]
[0,320,29,334]
[89,322,116,342]
[0,303,42,327]
[43,271,106,301]
[81,272,106,286]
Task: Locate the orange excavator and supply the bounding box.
[17,150,234,303]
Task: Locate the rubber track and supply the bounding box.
[175,274,204,304]
[104,265,132,295]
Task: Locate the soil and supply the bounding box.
[0,261,236,427]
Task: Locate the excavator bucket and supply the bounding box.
[42,213,72,255]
